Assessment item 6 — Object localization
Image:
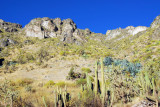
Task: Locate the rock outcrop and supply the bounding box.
[23,17,92,44]
[150,15,160,40]
[0,38,16,48]
[0,19,22,32]
[106,26,147,40]
[151,15,160,28]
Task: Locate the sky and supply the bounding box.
[0,0,160,34]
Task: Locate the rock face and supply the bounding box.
[23,17,92,43]
[0,19,22,32]
[0,38,16,48]
[151,15,160,28]
[150,15,160,40]
[106,26,147,40]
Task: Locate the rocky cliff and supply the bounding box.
[0,15,160,45]
[0,19,22,48]
[23,17,92,44]
[106,26,147,40]
[151,15,160,28]
[105,15,160,41]
[0,19,22,32]
[150,15,160,40]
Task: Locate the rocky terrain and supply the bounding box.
[2,15,160,44]
[22,17,92,44]
[106,26,147,40]
[0,19,22,32]
[0,15,160,107]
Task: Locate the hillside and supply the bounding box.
[0,15,160,107]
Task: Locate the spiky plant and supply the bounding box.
[94,61,98,96]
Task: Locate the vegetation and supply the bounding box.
[0,25,160,106]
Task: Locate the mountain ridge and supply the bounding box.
[0,15,160,43]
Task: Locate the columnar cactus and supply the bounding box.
[54,86,70,107]
[94,61,98,95]
[86,72,92,90]
[43,96,47,107]
[101,57,105,107]
[54,90,57,107]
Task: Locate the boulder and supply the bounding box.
[84,28,91,35]
[61,19,77,43]
[0,38,16,48]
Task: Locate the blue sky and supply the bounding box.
[0,0,160,34]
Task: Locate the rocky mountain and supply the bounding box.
[151,15,160,28]
[0,15,160,45]
[0,19,22,48]
[106,26,147,40]
[0,19,22,32]
[22,17,92,44]
[105,15,160,41]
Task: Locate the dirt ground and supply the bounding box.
[0,57,98,82]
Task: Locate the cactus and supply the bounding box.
[54,90,57,107]
[94,61,98,95]
[62,92,66,107]
[86,72,92,90]
[152,78,156,96]
[144,71,152,95]
[43,96,47,107]
[81,84,84,92]
[78,92,81,100]
[139,71,145,95]
[110,89,114,106]
[54,86,71,107]
[101,57,105,107]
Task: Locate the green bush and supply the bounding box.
[76,78,86,86]
[44,80,55,88]
[55,81,66,87]
[81,67,91,73]
[36,47,49,63]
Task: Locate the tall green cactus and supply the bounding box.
[101,57,105,107]
[54,86,70,107]
[43,96,47,107]
[86,72,92,90]
[152,78,156,96]
[144,71,152,95]
[95,61,98,95]
[54,90,57,107]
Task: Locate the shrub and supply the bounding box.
[16,50,35,64]
[81,67,91,73]
[44,80,55,88]
[66,67,85,80]
[103,57,113,66]
[76,78,87,86]
[104,57,142,76]
[14,78,33,86]
[55,81,66,87]
[25,85,32,92]
[59,51,65,56]
[68,67,75,78]
[36,47,49,63]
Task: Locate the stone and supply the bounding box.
[151,15,160,28]
[84,28,91,35]
[0,19,22,32]
[61,19,77,43]
[23,17,90,44]
[106,26,147,40]
[0,38,16,48]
